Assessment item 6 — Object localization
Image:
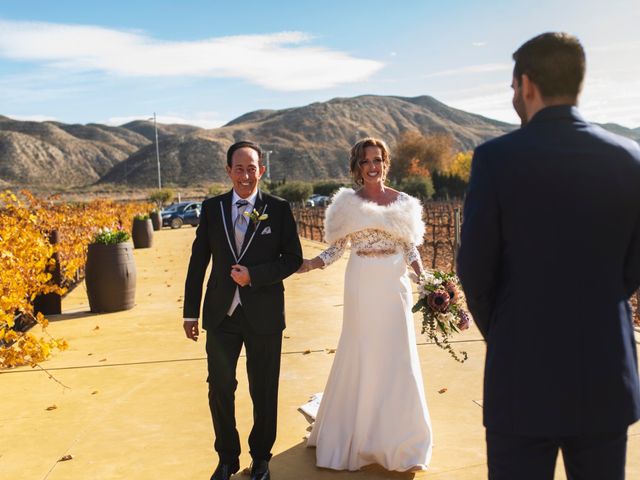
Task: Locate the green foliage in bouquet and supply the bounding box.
[412,271,471,363]
[92,228,131,245]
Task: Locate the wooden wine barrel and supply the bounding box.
[150,211,162,231]
[132,218,154,248]
[85,242,137,312]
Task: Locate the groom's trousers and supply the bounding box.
[206,306,283,464]
[486,429,628,480]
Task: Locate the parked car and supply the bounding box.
[161,202,201,229]
[306,194,330,207]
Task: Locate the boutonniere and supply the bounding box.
[243,208,268,225]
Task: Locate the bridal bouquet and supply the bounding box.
[412,271,471,363]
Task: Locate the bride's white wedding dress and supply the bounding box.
[307,188,433,472]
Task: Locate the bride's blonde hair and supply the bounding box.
[349,137,391,186]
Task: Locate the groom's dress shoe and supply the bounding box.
[250,460,270,480]
[210,462,239,480]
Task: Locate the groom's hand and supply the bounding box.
[231,264,251,286]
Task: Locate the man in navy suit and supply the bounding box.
[457,32,640,479]
[183,141,303,480]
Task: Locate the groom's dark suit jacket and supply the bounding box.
[458,106,640,436]
[183,189,302,335]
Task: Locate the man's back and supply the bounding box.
[459,105,640,435]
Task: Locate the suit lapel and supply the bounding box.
[220,191,238,258]
[240,189,265,254]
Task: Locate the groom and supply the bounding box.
[183,141,303,480]
[457,33,640,479]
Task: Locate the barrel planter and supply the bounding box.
[150,211,162,231]
[85,242,137,313]
[132,218,154,248]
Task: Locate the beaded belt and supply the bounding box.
[355,248,398,257]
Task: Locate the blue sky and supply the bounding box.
[1,0,639,128]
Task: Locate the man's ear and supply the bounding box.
[258,164,266,178]
[521,74,539,101]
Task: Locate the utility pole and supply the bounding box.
[152,112,162,189]
[264,150,273,180]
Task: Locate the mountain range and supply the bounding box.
[1,96,639,188]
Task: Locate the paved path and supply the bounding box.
[1,227,638,479]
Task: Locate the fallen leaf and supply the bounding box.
[46,405,57,411]
[283,335,290,339]
[93,325,100,330]
[326,348,336,354]
[58,454,73,462]
[99,358,107,362]
[302,349,311,355]
[87,353,93,356]
[438,388,448,394]
[91,391,99,395]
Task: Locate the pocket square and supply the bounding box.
[261,226,272,235]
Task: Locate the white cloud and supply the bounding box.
[0,19,384,91]
[5,113,58,122]
[423,63,511,79]
[105,112,224,129]
[472,41,487,47]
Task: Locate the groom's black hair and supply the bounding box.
[227,141,263,167]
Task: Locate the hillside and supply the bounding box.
[0,117,150,186]
[2,96,639,188]
[101,95,516,186]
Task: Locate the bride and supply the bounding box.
[297,137,432,471]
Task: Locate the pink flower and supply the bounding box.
[457,311,472,330]
[443,280,459,303]
[427,290,450,312]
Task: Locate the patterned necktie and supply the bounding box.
[234,199,250,253]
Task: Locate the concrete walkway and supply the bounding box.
[1,227,638,480]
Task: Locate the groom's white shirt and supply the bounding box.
[183,188,258,323]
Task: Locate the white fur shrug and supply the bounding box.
[323,188,425,246]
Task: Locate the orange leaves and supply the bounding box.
[1,189,149,369]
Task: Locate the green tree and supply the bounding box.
[272,181,313,204]
[400,176,435,201]
[313,180,348,196]
[148,188,174,208]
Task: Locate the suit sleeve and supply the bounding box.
[624,210,640,298]
[248,201,303,287]
[183,201,212,319]
[456,147,501,339]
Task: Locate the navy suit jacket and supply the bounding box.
[183,189,303,335]
[457,106,640,436]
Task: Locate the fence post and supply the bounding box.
[33,229,62,315]
[453,207,462,269]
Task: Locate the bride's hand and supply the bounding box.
[408,271,422,284]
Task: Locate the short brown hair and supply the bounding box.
[513,32,586,100]
[349,137,391,186]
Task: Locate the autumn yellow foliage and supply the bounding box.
[1,190,152,368]
[446,151,473,182]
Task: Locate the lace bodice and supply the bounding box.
[318,228,422,268]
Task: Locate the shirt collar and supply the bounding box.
[231,189,258,208]
[527,105,584,125]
